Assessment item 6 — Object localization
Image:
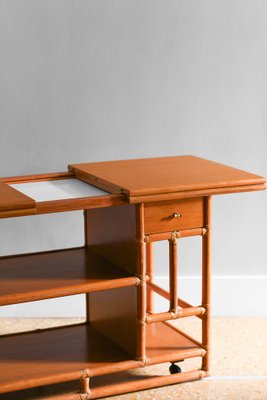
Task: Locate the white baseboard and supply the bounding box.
[154,276,267,317]
[0,276,266,318]
[0,294,86,318]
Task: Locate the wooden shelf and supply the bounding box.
[0,324,133,393]
[146,321,203,364]
[0,322,203,394]
[0,370,204,400]
[0,247,137,306]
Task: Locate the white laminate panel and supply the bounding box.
[10,179,109,201]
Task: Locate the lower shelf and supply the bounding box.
[0,369,204,400]
[0,322,204,394]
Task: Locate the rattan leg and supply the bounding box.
[201,196,211,372]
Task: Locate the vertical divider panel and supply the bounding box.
[84,205,138,357]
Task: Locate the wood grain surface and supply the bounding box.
[144,197,203,234]
[69,155,266,199]
[0,324,133,393]
[0,321,203,394]
[0,182,36,212]
[0,247,136,306]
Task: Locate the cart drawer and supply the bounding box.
[144,198,203,234]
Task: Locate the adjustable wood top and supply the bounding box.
[69,155,266,202]
[0,156,265,217]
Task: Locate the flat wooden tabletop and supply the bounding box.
[0,156,265,217]
[69,155,266,201]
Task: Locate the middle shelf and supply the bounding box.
[0,247,137,306]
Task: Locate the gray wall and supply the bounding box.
[1,1,266,315]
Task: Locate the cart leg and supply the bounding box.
[146,241,154,314]
[202,196,211,373]
[136,204,146,364]
[169,233,178,314]
[80,376,91,398]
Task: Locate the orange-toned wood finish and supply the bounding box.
[85,205,139,356]
[145,227,206,242]
[36,194,126,215]
[144,198,203,234]
[0,156,265,399]
[69,155,266,200]
[0,321,204,395]
[0,370,206,400]
[0,182,36,214]
[135,203,147,363]
[0,173,126,219]
[88,286,137,356]
[89,369,205,400]
[146,241,154,314]
[0,324,134,393]
[0,247,137,306]
[1,171,74,184]
[84,204,137,275]
[202,196,212,373]
[169,234,178,313]
[147,281,204,320]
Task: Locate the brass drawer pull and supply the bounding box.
[172,212,182,218]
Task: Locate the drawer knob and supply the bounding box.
[172,212,182,218]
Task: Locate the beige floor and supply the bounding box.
[0,318,266,400]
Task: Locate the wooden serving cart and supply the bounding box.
[0,156,265,399]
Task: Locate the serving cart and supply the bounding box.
[0,155,265,399]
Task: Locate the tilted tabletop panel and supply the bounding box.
[0,182,36,215]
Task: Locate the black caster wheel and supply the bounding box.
[169,363,182,374]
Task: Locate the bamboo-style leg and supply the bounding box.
[201,196,212,373]
[79,376,92,400]
[146,241,154,314]
[80,376,90,393]
[169,233,178,314]
[135,204,146,364]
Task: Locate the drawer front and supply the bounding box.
[144,198,203,234]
